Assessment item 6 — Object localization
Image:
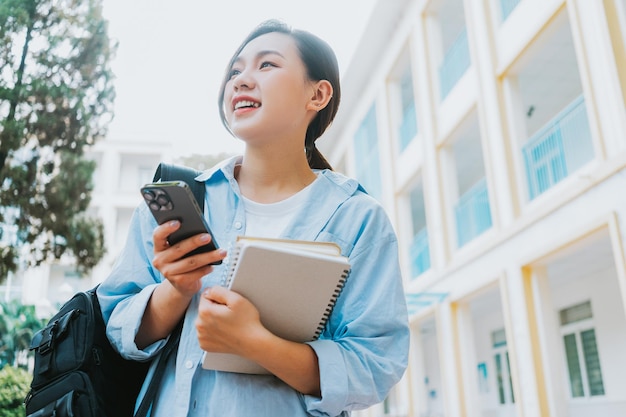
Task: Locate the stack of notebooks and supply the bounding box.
[201,236,351,374]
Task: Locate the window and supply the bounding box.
[560,301,605,398]
[398,67,418,151]
[499,0,522,22]
[383,384,406,416]
[439,27,470,100]
[138,166,155,190]
[353,104,382,200]
[491,328,515,405]
[408,183,430,278]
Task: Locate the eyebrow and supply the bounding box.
[233,49,286,65]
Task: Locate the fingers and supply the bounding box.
[153,220,180,252]
[153,225,226,273]
[196,287,265,356]
[201,286,232,306]
[153,245,226,292]
[151,223,227,297]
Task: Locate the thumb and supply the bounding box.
[202,286,231,306]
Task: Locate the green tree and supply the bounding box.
[0,0,116,282]
[0,298,46,368]
[0,365,31,417]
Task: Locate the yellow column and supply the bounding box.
[502,267,548,417]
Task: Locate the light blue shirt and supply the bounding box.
[98,156,409,417]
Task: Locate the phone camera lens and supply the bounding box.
[149,201,161,211]
[143,190,155,201]
[156,195,169,205]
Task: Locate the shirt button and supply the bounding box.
[234,221,242,230]
[185,360,194,369]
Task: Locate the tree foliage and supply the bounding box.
[0,0,116,281]
[0,298,46,369]
[0,365,31,417]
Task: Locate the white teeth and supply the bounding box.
[234,100,260,110]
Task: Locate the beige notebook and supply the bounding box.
[201,237,351,374]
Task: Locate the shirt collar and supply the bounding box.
[194,155,242,183]
[194,154,365,198]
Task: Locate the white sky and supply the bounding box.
[101,0,377,157]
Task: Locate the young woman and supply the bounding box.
[98,19,409,416]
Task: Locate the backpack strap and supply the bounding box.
[152,162,205,211]
[134,322,182,417]
[134,162,205,417]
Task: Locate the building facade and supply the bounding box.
[318,0,626,416]
[5,139,172,314]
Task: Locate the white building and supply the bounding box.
[14,139,172,313]
[318,0,626,416]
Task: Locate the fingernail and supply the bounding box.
[169,220,180,227]
[199,233,211,242]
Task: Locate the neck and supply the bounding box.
[236,147,317,203]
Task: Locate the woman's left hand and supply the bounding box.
[196,286,268,355]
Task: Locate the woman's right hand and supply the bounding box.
[136,220,227,349]
[151,220,227,298]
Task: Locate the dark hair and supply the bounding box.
[218,19,341,170]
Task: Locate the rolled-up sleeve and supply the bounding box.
[97,204,168,360]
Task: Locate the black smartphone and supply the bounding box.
[140,181,221,264]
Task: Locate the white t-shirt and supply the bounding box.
[242,178,317,238]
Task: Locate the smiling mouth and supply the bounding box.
[234,100,261,110]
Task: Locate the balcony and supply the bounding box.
[439,27,470,100]
[522,95,594,200]
[410,227,431,278]
[455,178,492,247]
[398,101,417,152]
[500,0,521,21]
[405,292,448,316]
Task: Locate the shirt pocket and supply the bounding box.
[316,231,354,258]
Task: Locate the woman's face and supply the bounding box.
[223,32,315,144]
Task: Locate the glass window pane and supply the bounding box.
[408,184,430,277]
[560,301,593,325]
[353,105,382,200]
[491,328,507,348]
[506,351,515,403]
[409,185,426,235]
[563,333,585,397]
[495,353,506,404]
[398,68,417,151]
[581,329,605,396]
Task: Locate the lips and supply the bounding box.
[232,96,261,112]
[234,99,260,110]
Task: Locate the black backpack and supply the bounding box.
[25,163,204,417]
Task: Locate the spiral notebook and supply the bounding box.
[201,236,350,374]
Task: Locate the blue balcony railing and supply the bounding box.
[406,292,448,316]
[522,95,594,200]
[439,27,470,100]
[410,227,431,278]
[398,101,417,152]
[455,178,492,247]
[500,0,521,21]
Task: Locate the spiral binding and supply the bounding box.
[219,241,241,287]
[312,268,350,340]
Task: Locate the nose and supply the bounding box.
[232,69,254,91]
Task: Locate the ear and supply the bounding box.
[306,80,333,112]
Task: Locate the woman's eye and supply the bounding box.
[260,61,275,69]
[228,69,241,79]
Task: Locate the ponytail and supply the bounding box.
[305,128,332,170]
[306,143,332,170]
